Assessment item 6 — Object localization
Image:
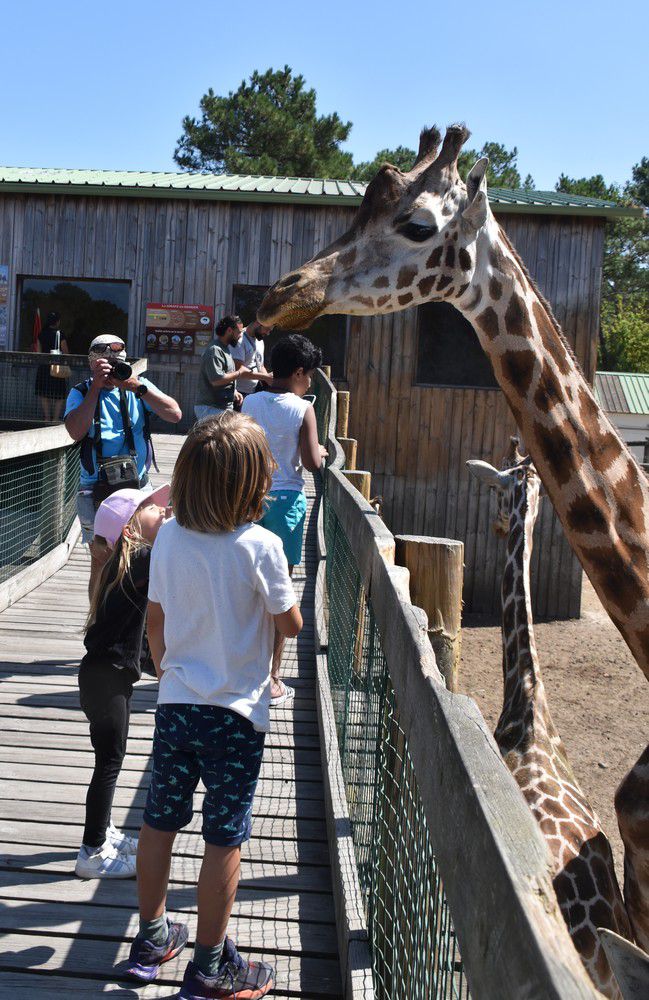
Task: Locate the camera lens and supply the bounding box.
[110,359,133,381]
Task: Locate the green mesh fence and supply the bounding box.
[0,352,92,428]
[0,444,81,584]
[324,496,468,1000]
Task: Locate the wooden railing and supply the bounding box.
[312,368,598,1000]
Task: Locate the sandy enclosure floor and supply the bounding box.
[460,574,649,878]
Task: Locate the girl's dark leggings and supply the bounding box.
[78,662,134,848]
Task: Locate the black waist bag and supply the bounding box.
[93,454,140,506]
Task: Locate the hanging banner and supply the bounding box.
[145,303,214,355]
[0,266,8,348]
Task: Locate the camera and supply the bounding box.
[107,357,133,381]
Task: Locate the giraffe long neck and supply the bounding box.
[463,228,649,677]
[497,478,559,753]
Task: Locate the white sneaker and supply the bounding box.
[75,842,137,879]
[106,819,138,855]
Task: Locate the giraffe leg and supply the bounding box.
[615,744,649,951]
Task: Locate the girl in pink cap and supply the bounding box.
[75,483,172,880]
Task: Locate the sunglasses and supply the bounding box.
[97,343,125,353]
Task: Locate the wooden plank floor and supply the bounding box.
[0,434,340,998]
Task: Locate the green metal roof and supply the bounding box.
[0,166,642,218]
[595,371,649,414]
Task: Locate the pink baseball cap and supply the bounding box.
[94,483,171,546]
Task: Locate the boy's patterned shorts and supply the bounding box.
[143,704,265,846]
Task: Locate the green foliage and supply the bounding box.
[174,66,353,178]
[557,172,648,372]
[601,297,649,373]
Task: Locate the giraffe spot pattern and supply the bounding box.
[376,294,391,308]
[500,349,536,397]
[426,246,443,269]
[398,293,413,306]
[418,274,436,297]
[534,301,572,375]
[397,265,418,289]
[445,245,455,268]
[489,276,503,300]
[533,361,563,413]
[505,291,533,339]
[373,275,389,288]
[476,305,499,341]
[458,247,472,271]
[566,490,609,535]
[339,247,357,268]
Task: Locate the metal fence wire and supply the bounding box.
[0,444,80,585]
[0,351,91,428]
[324,498,468,1000]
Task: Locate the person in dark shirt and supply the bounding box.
[75,482,171,880]
[34,311,70,421]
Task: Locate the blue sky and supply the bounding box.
[5,0,647,190]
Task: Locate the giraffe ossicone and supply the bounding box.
[259,122,649,952]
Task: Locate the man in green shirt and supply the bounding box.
[195,315,263,422]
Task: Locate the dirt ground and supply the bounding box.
[460,574,649,879]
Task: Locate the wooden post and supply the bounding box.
[339,437,357,470]
[394,535,464,692]
[321,365,331,379]
[343,470,371,501]
[336,390,350,438]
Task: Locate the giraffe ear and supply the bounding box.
[598,928,649,999]
[466,459,508,490]
[463,157,489,230]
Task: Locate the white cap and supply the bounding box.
[89,334,125,351]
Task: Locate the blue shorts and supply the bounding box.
[259,490,307,566]
[143,705,265,846]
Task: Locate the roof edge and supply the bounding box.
[0,178,641,219]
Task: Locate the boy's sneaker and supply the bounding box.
[126,919,189,982]
[75,842,136,879]
[177,938,274,999]
[107,819,138,854]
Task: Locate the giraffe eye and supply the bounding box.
[397,222,438,243]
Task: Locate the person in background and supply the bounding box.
[35,310,70,421]
[126,412,302,997]
[195,315,267,422]
[75,484,172,880]
[242,334,326,706]
[64,335,182,598]
[229,319,273,400]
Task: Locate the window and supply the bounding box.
[415,301,498,389]
[19,277,130,354]
[232,284,348,379]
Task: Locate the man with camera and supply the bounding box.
[64,334,182,595]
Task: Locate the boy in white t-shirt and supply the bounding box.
[242,334,327,706]
[126,413,302,999]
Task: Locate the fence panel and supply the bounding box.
[0,440,80,585]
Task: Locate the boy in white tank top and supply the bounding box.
[242,335,327,705]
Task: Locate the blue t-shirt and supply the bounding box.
[64,378,155,488]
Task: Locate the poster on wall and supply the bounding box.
[144,303,214,355]
[0,266,8,348]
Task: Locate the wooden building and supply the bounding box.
[0,167,635,617]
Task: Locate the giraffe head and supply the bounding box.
[258,124,495,328]
[467,441,540,538]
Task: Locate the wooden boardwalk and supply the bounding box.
[0,435,341,998]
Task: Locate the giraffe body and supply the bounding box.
[258,124,649,948]
[469,448,631,997]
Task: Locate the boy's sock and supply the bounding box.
[138,913,169,946]
[193,939,225,977]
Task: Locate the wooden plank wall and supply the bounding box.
[0,194,604,617]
